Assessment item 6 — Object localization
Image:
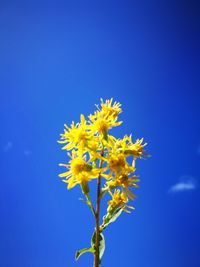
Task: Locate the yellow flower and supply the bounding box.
[108,190,128,208]
[107,135,147,158]
[107,190,133,213]
[124,137,147,158]
[59,152,100,189]
[107,173,139,188]
[58,98,148,200]
[86,137,103,161]
[106,152,134,176]
[106,173,139,199]
[108,153,126,172]
[58,114,91,152]
[100,98,122,118]
[89,112,122,137]
[89,99,122,137]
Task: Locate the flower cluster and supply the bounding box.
[58,98,147,213]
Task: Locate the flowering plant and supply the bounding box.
[58,99,148,267]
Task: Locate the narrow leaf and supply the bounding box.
[101,207,123,230]
[75,247,94,261]
[91,231,96,247]
[91,231,106,263]
[107,208,123,224]
[99,233,105,262]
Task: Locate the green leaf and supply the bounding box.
[99,233,105,261]
[107,208,123,224]
[91,231,96,247]
[91,231,105,263]
[75,247,94,261]
[101,207,123,230]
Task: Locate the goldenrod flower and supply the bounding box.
[59,152,100,189]
[107,135,146,157]
[99,98,122,118]
[89,112,122,138]
[57,98,149,266]
[89,99,122,137]
[124,137,147,158]
[107,190,133,213]
[106,152,134,178]
[86,137,103,161]
[106,173,139,199]
[58,114,91,153]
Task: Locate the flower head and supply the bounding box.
[107,189,133,213]
[108,153,126,171]
[89,99,122,137]
[59,152,100,190]
[106,173,139,199]
[104,150,135,178]
[100,98,122,118]
[124,137,147,158]
[58,114,91,153]
[58,98,148,203]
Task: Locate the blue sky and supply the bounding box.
[1,1,200,267]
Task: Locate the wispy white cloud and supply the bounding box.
[3,141,13,152]
[168,176,197,193]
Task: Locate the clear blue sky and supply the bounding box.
[1,1,200,267]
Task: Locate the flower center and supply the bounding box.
[96,119,109,133]
[108,154,126,172]
[71,158,86,175]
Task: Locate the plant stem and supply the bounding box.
[93,149,104,267]
[93,176,101,267]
